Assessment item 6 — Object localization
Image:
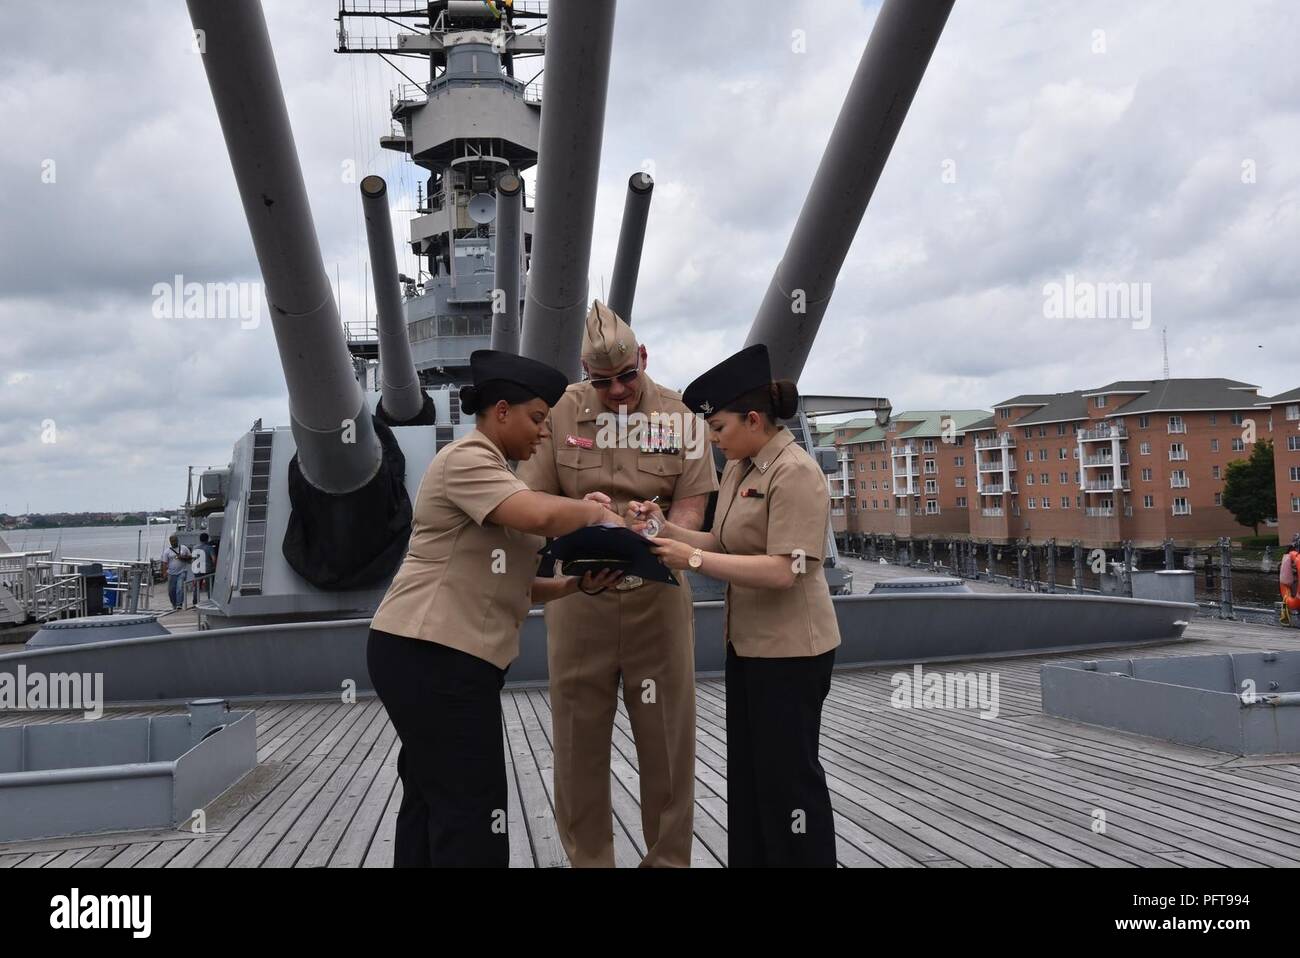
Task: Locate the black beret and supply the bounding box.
[537,525,678,585]
[461,349,569,414]
[682,343,772,415]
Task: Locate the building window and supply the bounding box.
[1232,438,1245,452]
[1140,442,1151,455]
[1035,426,1044,437]
[1057,424,1067,436]
[1061,496,1070,509]
[870,461,876,471]
[1057,448,1066,460]
[923,439,935,453]
[1060,472,1069,484]
[1172,497,1191,516]
[1214,492,1223,506]
[926,500,939,515]
[924,460,937,474]
[1144,495,1154,508]
[872,500,878,510]
[1024,428,1033,439]
[1212,465,1221,479]
[1042,497,1051,510]
[1290,435,1300,452]
[1291,467,1300,482]
[1095,396,1107,408]
[1170,443,1187,460]
[956,497,967,508]
[1138,415,1149,428]
[1076,496,1082,508]
[954,456,965,467]
[1026,449,1035,462]
[1210,438,1219,452]
[925,479,938,494]
[1027,498,1036,509]
[1171,469,1189,487]
[1293,496,1300,513]
[1074,471,1080,483]
[1209,414,1217,425]
[999,408,1011,419]
[955,476,966,488]
[1287,404,1300,422]
[1231,412,1244,425]
[883,482,890,492]
[1168,415,1185,433]
[871,480,878,491]
[1026,473,1035,485]
[1041,473,1049,485]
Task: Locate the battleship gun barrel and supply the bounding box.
[519,0,618,380]
[360,175,426,423]
[745,0,955,382]
[187,0,382,493]
[491,171,524,354]
[607,172,654,324]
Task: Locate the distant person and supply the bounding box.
[161,535,192,610]
[190,537,209,597]
[198,533,217,594]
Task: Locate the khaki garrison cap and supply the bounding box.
[581,300,639,370]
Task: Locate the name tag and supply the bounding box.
[564,435,595,449]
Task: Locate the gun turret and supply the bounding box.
[491,171,525,354]
[607,171,654,324]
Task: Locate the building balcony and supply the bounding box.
[1083,481,1127,492]
[974,433,1016,449]
[1170,476,1190,488]
[1169,451,1188,461]
[980,483,1017,495]
[1083,455,1129,467]
[981,507,1005,518]
[1079,425,1127,441]
[1085,507,1115,518]
[977,459,1017,472]
[1172,504,1192,516]
[1167,423,1187,434]
[890,444,917,457]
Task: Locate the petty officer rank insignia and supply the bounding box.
[639,420,681,455]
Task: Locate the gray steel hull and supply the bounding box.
[0,593,1194,706]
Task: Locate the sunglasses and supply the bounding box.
[587,367,640,390]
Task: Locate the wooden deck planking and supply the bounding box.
[2,615,1299,867]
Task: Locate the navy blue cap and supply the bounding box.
[537,526,678,585]
[461,349,569,414]
[682,344,772,415]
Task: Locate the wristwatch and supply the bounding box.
[688,548,704,569]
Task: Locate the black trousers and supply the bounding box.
[367,628,509,867]
[725,644,837,867]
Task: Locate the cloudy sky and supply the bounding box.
[1,0,1297,513]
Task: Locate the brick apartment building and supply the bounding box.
[968,379,1265,548]
[814,378,1275,550]
[817,410,990,538]
[1260,387,1300,545]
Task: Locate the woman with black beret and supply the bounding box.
[368,349,625,867]
[633,344,841,867]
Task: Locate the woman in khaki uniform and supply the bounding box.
[637,344,841,867]
[368,350,625,868]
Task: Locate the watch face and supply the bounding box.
[689,552,702,568]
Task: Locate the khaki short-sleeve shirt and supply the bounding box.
[516,374,718,515]
[712,427,841,658]
[372,430,543,669]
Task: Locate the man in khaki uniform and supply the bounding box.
[516,301,717,867]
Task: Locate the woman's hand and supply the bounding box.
[649,536,695,571]
[626,499,665,536]
[578,569,624,593]
[583,492,624,527]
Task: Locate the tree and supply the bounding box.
[1221,438,1275,535]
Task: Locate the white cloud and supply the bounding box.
[1,0,1297,511]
